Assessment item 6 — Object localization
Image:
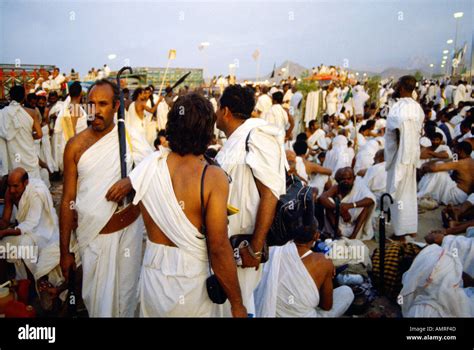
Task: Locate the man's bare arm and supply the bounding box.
[30,109,43,139]
[429,160,460,173]
[317,257,335,311]
[0,190,14,229]
[319,185,339,210]
[285,112,295,140]
[250,178,278,254]
[430,150,449,159]
[205,167,246,317]
[59,140,79,280]
[307,162,332,176]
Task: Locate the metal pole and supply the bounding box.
[453,19,459,77]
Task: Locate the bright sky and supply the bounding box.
[0,0,472,78]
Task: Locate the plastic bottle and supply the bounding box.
[336,274,364,286]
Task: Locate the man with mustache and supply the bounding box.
[319,167,375,240]
[59,79,151,317]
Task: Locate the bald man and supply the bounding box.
[0,168,71,303]
[319,167,375,240]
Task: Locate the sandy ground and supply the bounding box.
[48,180,447,318]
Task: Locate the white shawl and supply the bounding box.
[130,149,207,261]
[400,244,472,317]
[75,125,133,251]
[255,242,319,317]
[384,98,424,192]
[0,102,40,177]
[215,118,286,237]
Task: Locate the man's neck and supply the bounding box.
[223,119,245,138]
[92,123,115,139]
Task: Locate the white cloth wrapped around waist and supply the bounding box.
[417,171,467,205]
[139,239,217,317]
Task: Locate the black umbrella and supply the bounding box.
[379,193,393,295]
[116,66,132,179]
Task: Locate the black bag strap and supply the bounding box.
[200,164,209,235]
[200,164,213,275]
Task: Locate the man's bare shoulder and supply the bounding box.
[306,252,334,276]
[64,127,95,160]
[206,165,229,190]
[23,106,37,118]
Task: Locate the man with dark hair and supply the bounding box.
[254,85,272,117]
[60,79,152,317]
[0,85,43,178]
[126,86,161,148]
[292,141,332,193]
[215,84,286,316]
[418,141,474,205]
[261,91,294,141]
[420,132,452,164]
[255,222,354,317]
[307,121,328,151]
[24,93,38,109]
[385,75,424,240]
[122,93,246,317]
[52,81,88,172]
[319,167,375,240]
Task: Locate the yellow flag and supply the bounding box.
[168,49,176,60]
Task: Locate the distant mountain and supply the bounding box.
[239,60,431,82]
[240,60,310,82]
[378,67,430,79]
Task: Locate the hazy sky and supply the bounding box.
[0,0,472,78]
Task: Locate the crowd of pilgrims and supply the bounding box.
[0,63,473,318]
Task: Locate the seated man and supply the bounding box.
[293,141,332,194]
[418,142,473,205]
[362,150,387,204]
[255,222,354,317]
[419,132,452,164]
[0,168,75,305]
[319,167,375,240]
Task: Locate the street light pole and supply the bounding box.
[452,12,464,77]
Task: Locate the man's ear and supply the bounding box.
[114,100,120,112]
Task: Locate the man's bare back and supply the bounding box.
[140,152,223,246]
[451,158,474,194]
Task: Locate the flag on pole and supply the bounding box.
[270,62,276,78]
[252,49,260,61]
[343,87,352,103]
[168,49,177,60]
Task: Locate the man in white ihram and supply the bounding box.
[215,85,286,316]
[60,79,151,317]
[384,76,424,240]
